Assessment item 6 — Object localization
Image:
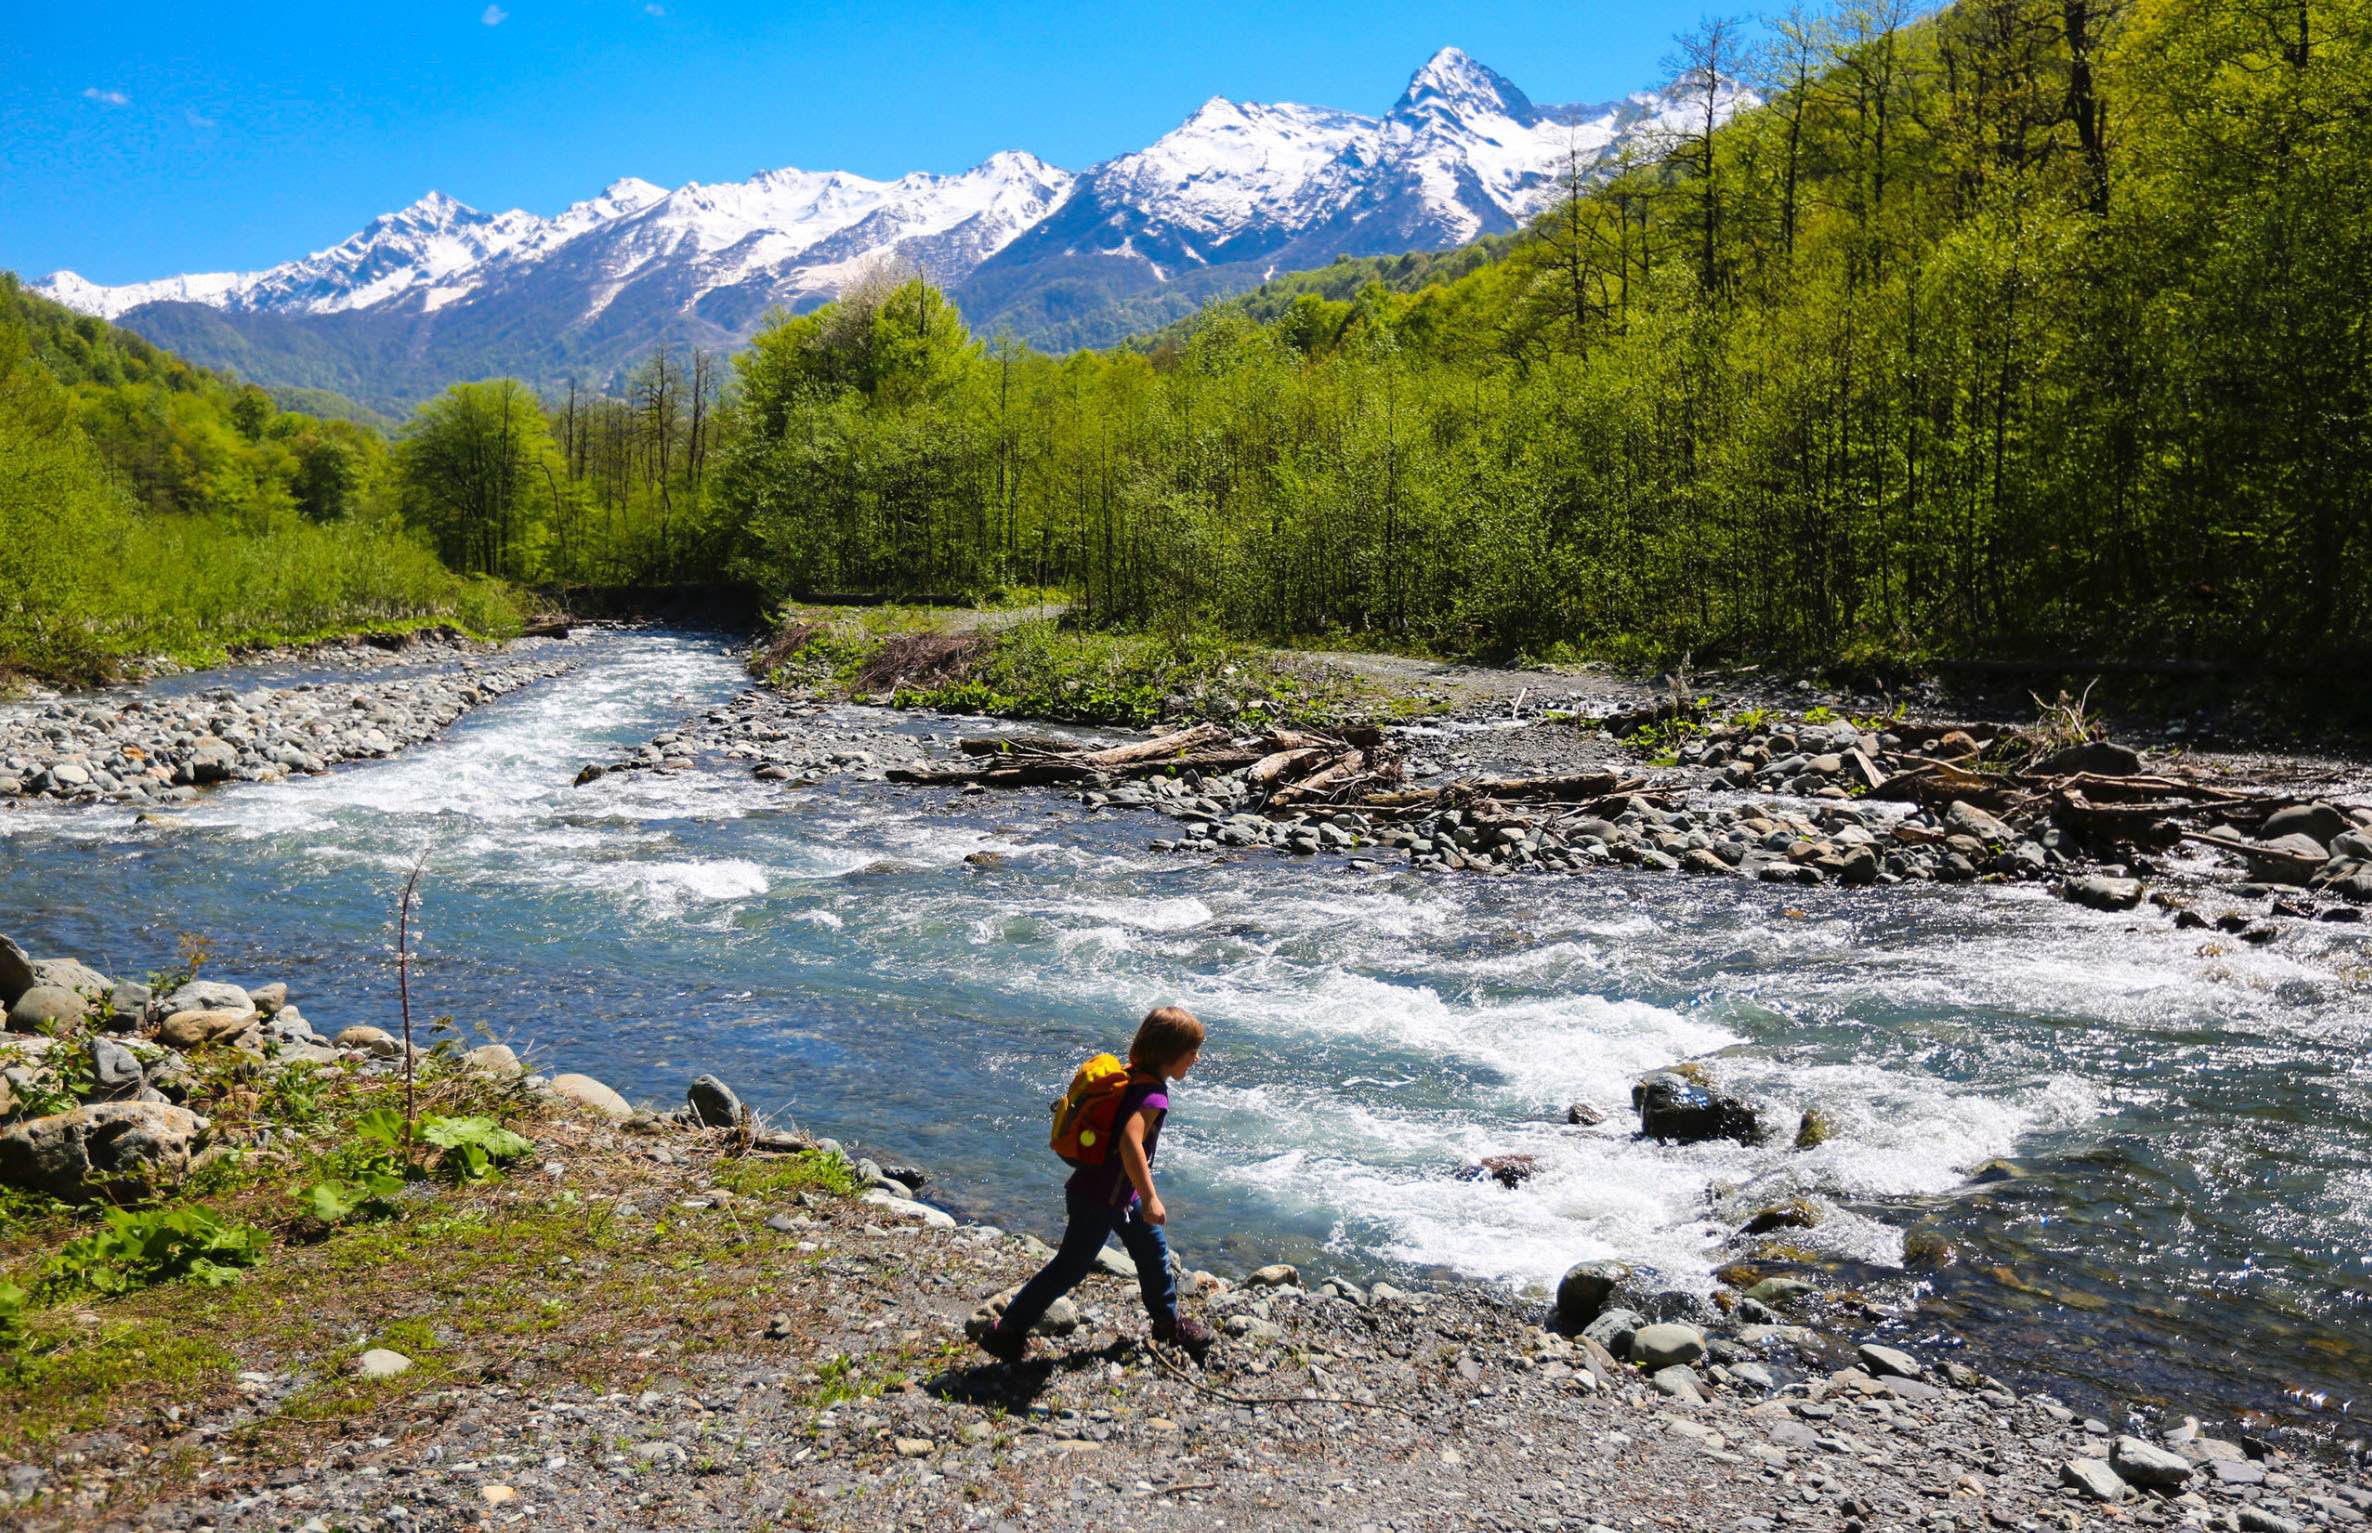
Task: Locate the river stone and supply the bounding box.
[88,1037,143,1099]
[1581,1306,1645,1358]
[686,1073,741,1128]
[1631,1323,1706,1370]
[2040,740,2144,776]
[1244,1263,1301,1289]
[106,981,152,1028]
[2261,802,2351,847]
[1856,1342,1923,1378]
[157,980,254,1020]
[547,1073,632,1120]
[860,1188,956,1228]
[2334,828,2372,862]
[355,1348,413,1380]
[0,1101,210,1199]
[333,1025,402,1058]
[2258,831,2333,865]
[246,983,288,1017]
[1945,800,2014,845]
[8,986,87,1032]
[1648,1365,1706,1402]
[30,958,110,998]
[1633,1071,1764,1146]
[2111,1435,2194,1489]
[1556,1260,1631,1326]
[2063,875,2144,911]
[2061,1458,2132,1503]
[0,936,34,1007]
[464,1043,522,1076]
[160,1009,261,1051]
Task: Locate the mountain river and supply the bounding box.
[3,629,2366,1437]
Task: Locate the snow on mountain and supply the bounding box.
[28,48,1750,401]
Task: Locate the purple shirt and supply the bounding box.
[1067,1074,1168,1208]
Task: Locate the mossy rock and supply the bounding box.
[1794,1107,1834,1150]
[1902,1227,1960,1269]
[1742,1196,1824,1236]
[1714,1262,1764,1292]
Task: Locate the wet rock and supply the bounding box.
[2061,1459,2131,1503]
[2040,741,2144,776]
[0,1101,210,1199]
[1742,1197,1822,1236]
[1743,1277,1815,1308]
[7,986,87,1032]
[1565,1101,1607,1127]
[547,1073,633,1120]
[2062,874,2144,911]
[2261,802,2351,846]
[2110,1435,2193,1489]
[1556,1260,1631,1327]
[1631,1323,1706,1370]
[1633,1071,1765,1146]
[1793,1107,1833,1149]
[1460,1154,1538,1189]
[686,1073,742,1128]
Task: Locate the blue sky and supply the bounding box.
[4,2,1715,284]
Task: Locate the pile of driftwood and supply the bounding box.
[886,721,1657,817]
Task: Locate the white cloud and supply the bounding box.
[186,109,218,128]
[644,2,665,13]
[481,3,507,23]
[81,87,130,107]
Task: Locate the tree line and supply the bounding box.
[363,0,2372,665]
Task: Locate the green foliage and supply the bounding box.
[43,1206,266,1296]
[885,619,1365,727]
[146,931,213,999]
[1801,706,1839,727]
[418,1116,534,1182]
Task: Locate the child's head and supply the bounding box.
[1129,1005,1205,1078]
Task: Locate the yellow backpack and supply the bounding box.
[1049,1054,1134,1167]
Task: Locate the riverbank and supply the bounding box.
[2,943,2366,1530]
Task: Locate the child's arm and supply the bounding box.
[1118,1107,1164,1225]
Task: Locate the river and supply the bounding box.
[4,628,2366,1435]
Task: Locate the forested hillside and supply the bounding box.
[0,279,516,682]
[420,0,2357,667]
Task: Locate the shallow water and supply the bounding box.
[5,629,2367,1431]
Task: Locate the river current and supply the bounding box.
[4,630,2367,1433]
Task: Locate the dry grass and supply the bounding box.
[849,633,986,694]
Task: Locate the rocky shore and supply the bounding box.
[2,926,2367,1530]
[0,637,573,809]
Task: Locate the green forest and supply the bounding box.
[8,0,2366,684]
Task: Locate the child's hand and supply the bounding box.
[1144,1195,1167,1226]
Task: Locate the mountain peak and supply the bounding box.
[1395,46,1535,125]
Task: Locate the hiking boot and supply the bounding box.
[1153,1314,1216,1358]
[976,1321,1032,1365]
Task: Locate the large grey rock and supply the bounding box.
[1556,1260,1631,1327]
[1581,1306,1645,1358]
[2110,1435,2193,1489]
[1856,1342,1923,1379]
[0,1101,210,1199]
[1946,800,2014,845]
[686,1073,742,1128]
[1648,1365,1705,1402]
[2062,875,2144,912]
[2040,741,2144,776]
[0,936,34,1007]
[2061,1459,2131,1503]
[2333,828,2372,862]
[1744,1276,1816,1308]
[29,958,110,998]
[88,1037,144,1100]
[157,980,255,1020]
[8,986,87,1032]
[1631,1323,1707,1370]
[2258,831,2335,864]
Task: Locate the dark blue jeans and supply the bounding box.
[999,1182,1177,1338]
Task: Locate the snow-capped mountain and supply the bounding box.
[31,48,1742,406]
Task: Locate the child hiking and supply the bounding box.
[979,1006,1216,1362]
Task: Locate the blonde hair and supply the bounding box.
[1129,1005,1205,1069]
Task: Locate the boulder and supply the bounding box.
[2260,803,2351,847]
[2062,875,2145,912]
[464,1043,522,1076]
[1744,1276,1817,1308]
[2333,828,2372,862]
[1856,1342,1923,1379]
[354,1348,414,1380]
[2040,740,2144,776]
[0,935,34,1007]
[333,1025,402,1058]
[2110,1435,2193,1489]
[2257,831,2334,865]
[1581,1307,1645,1358]
[1945,800,2014,844]
[160,1009,262,1051]
[157,980,254,1020]
[686,1073,742,1128]
[106,981,152,1028]
[88,1037,144,1100]
[1565,1101,1607,1127]
[1633,1071,1765,1146]
[0,1101,210,1199]
[8,986,88,1032]
[1556,1260,1632,1327]
[546,1073,632,1120]
[29,958,111,998]
[1244,1263,1301,1289]
[1630,1323,1706,1370]
[247,982,289,1017]
[2061,1459,2131,1503]
[1648,1365,1705,1402]
[860,1188,957,1229]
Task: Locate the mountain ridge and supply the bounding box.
[31,48,1741,408]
